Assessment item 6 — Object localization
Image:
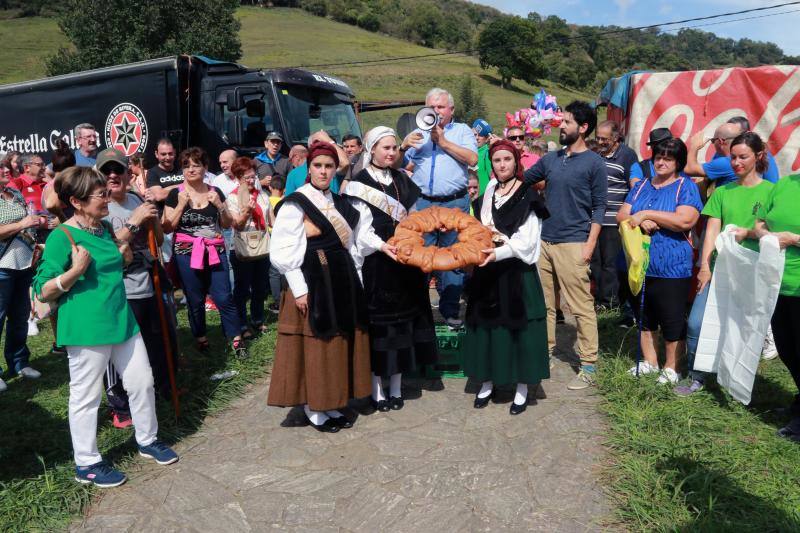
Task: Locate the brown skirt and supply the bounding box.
[267,290,372,411]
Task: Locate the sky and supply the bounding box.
[474,0,800,56]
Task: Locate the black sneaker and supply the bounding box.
[231,339,248,359]
[445,317,464,331]
[267,303,279,314]
[51,343,67,355]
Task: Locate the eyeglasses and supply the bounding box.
[507,135,525,141]
[712,137,736,143]
[595,136,613,142]
[102,164,126,176]
[87,190,112,200]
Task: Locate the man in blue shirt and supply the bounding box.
[74,123,98,167]
[400,88,478,330]
[685,120,780,186]
[523,101,607,390]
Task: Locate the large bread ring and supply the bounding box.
[387,206,493,272]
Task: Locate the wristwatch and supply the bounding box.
[124,222,140,234]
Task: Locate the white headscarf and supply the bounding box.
[361,126,397,168]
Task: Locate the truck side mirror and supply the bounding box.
[227,93,241,112]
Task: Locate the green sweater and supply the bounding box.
[33,225,139,346]
[477,144,492,194]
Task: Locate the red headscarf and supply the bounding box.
[305,141,340,185]
[489,139,524,180]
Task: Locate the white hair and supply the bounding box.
[426,88,454,107]
[74,123,96,138]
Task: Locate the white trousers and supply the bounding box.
[67,333,158,466]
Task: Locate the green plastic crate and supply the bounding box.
[409,325,466,379]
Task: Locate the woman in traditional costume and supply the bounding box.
[343,127,437,411]
[463,140,550,415]
[267,142,372,432]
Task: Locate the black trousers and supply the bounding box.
[106,295,178,414]
[591,226,622,307]
[772,295,800,413]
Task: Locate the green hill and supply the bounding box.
[0,7,592,138]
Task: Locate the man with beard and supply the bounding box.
[592,120,639,310]
[523,101,607,390]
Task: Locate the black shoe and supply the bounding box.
[371,399,391,412]
[329,416,353,429]
[389,396,404,410]
[474,392,492,409]
[555,310,565,325]
[777,418,800,442]
[51,343,67,355]
[510,398,528,415]
[309,418,340,433]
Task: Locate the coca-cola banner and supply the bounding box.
[625,66,800,176]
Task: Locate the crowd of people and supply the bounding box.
[2,83,799,487]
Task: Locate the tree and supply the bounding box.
[454,75,487,127]
[46,0,241,76]
[477,15,544,88]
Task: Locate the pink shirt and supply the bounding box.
[520,151,540,170]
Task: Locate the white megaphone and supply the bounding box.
[415,107,440,131]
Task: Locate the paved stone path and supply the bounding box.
[75,320,610,532]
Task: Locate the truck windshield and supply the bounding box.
[276,85,360,145]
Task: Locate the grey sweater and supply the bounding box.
[523,149,608,243]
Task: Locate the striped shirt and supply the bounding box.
[602,144,639,226]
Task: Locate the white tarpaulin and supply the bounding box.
[693,227,785,404]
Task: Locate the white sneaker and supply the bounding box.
[0,377,6,392]
[628,361,659,376]
[657,367,681,385]
[19,367,41,380]
[762,327,779,360]
[27,318,39,337]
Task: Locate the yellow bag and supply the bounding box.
[619,220,651,296]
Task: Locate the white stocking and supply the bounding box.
[477,380,493,399]
[325,410,343,418]
[304,405,329,426]
[389,373,402,398]
[371,374,386,402]
[513,383,528,405]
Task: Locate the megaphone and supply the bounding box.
[415,107,440,131]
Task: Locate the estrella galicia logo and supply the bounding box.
[105,103,148,156]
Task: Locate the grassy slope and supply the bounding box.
[237,7,592,136]
[0,16,65,84]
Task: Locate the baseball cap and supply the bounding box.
[96,148,128,171]
[265,131,284,142]
[472,119,492,138]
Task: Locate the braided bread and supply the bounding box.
[387,206,493,272]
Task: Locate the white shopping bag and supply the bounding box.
[693,226,785,404]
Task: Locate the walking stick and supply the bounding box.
[147,221,181,418]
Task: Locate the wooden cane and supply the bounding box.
[147,220,181,418]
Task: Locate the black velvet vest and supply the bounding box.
[276,191,368,338]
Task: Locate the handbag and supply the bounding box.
[33,225,78,319]
[232,187,270,261]
[233,229,270,260]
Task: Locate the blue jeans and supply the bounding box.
[0,268,33,374]
[686,283,710,382]
[415,194,470,320]
[174,252,242,339]
[230,252,269,327]
[268,262,282,304]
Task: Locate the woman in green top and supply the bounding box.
[744,172,800,442]
[33,166,177,488]
[675,132,774,397]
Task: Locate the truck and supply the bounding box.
[597,65,800,177]
[0,54,365,169]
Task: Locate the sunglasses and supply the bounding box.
[507,135,525,141]
[87,190,112,200]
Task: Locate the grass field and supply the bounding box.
[595,309,800,531]
[0,309,276,531]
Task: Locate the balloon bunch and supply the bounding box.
[503,89,564,139]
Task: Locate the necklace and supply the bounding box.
[496,177,517,195]
[372,168,401,224]
[76,217,103,236]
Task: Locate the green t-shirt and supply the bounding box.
[701,180,774,253]
[33,225,139,346]
[757,175,800,296]
[476,143,491,194]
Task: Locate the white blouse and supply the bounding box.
[484,180,543,265]
[269,184,373,298]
